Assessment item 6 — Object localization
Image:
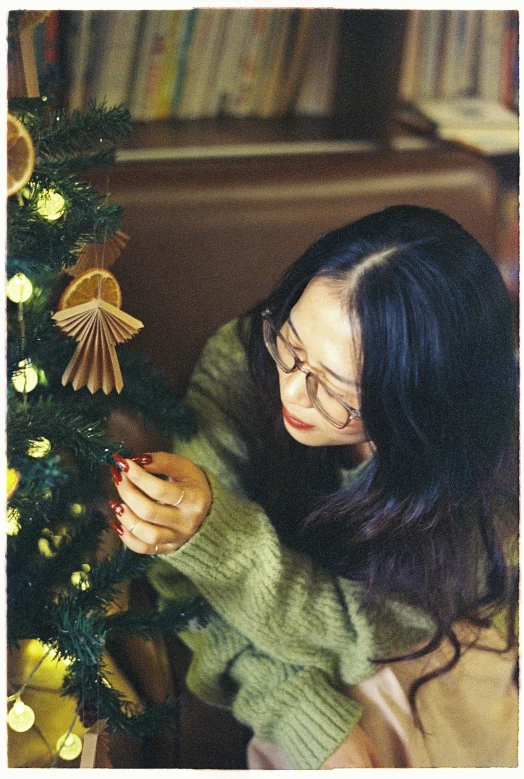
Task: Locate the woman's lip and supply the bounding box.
[282,406,315,430]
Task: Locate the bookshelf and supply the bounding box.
[56,8,409,151]
[9,8,518,387]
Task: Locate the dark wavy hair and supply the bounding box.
[242,205,518,711]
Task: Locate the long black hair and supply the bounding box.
[242,205,518,706]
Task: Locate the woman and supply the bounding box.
[109,205,518,769]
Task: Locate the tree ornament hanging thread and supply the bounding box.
[53,269,143,394]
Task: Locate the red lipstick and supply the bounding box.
[282,406,315,430]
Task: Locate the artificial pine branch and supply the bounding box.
[7,93,199,761]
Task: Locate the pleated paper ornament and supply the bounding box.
[53,269,143,394]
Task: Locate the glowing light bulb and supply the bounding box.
[12,359,39,393]
[38,538,54,557]
[6,507,21,536]
[27,437,51,458]
[70,503,85,516]
[6,273,33,303]
[8,698,35,732]
[56,732,82,760]
[71,571,90,590]
[35,189,66,221]
[7,467,20,500]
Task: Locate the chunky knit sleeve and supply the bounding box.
[159,471,432,681]
[178,612,363,770]
[152,319,432,681]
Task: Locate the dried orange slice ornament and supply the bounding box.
[7,113,36,196]
[54,267,142,394]
[58,268,122,310]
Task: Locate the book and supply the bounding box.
[257,10,293,118]
[417,10,444,99]
[398,9,423,103]
[227,7,272,118]
[138,11,175,121]
[249,8,286,117]
[188,8,231,118]
[89,10,141,109]
[177,9,220,119]
[438,10,462,99]
[65,10,95,111]
[173,8,209,119]
[169,8,198,117]
[477,11,506,102]
[155,11,187,120]
[295,9,341,116]
[414,96,518,154]
[274,8,316,117]
[457,10,482,96]
[219,9,257,116]
[500,11,519,110]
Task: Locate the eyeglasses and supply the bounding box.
[262,310,361,429]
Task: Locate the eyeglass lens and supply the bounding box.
[263,317,351,428]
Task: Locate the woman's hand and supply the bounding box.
[108,452,212,555]
[320,724,384,769]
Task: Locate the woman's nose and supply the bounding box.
[280,367,313,408]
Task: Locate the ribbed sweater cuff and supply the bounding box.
[165,471,273,583]
[246,668,363,770]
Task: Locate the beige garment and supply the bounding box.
[247,624,518,769]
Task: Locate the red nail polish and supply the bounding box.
[109,518,124,536]
[111,465,122,485]
[132,453,153,465]
[109,499,124,517]
[112,452,129,472]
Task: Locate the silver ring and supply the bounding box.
[173,489,184,508]
[129,518,139,534]
[154,544,159,555]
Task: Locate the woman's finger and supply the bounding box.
[113,454,187,507]
[109,500,182,551]
[113,475,181,529]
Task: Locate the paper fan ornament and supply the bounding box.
[53,269,143,394]
[67,231,129,277]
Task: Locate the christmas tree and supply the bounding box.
[6,12,207,768]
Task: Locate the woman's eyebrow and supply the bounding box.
[288,315,359,387]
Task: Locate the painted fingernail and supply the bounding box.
[109,518,124,536]
[111,465,122,485]
[131,453,153,465]
[112,453,129,472]
[109,499,124,518]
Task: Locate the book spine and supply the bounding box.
[66,11,95,111]
[155,11,185,120]
[128,12,160,121]
[171,8,198,117]
[295,9,341,117]
[228,8,271,118]
[140,11,173,120]
[398,9,423,103]
[418,10,444,99]
[476,10,506,102]
[91,11,142,109]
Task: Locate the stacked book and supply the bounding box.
[62,8,341,121]
[399,9,518,109]
[397,9,518,154]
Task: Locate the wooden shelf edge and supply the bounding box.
[116,135,436,164]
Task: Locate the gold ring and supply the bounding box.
[173,489,184,508]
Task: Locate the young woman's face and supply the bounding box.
[277,277,370,448]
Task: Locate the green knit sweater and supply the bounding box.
[148,319,434,769]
